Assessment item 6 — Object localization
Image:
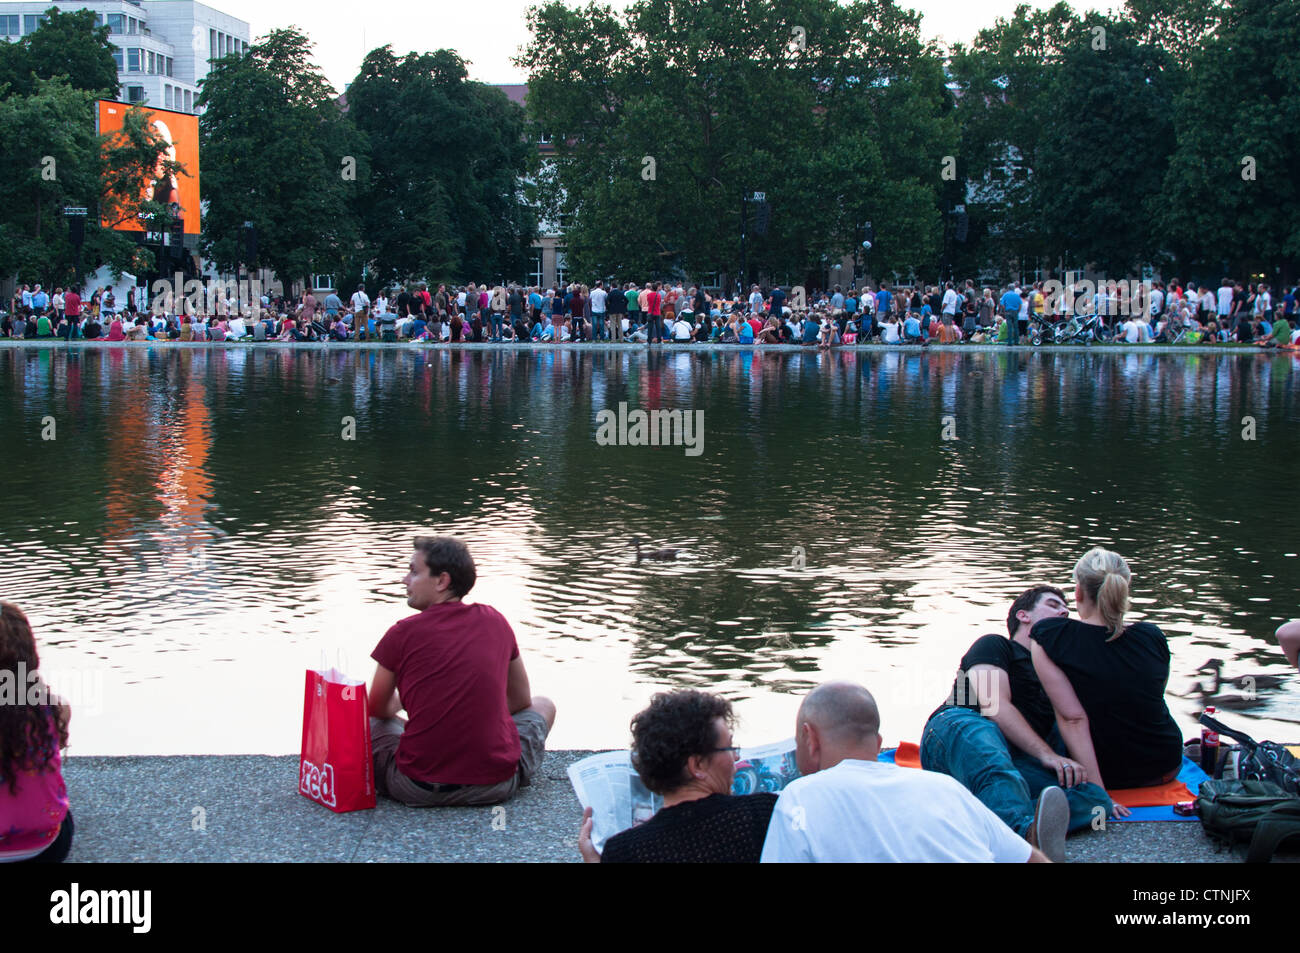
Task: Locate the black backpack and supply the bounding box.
[1196,779,1300,862]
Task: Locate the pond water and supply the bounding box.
[2,344,1298,755]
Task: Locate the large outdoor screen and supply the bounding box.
[96,99,201,235]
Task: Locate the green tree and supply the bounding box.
[1158,0,1300,279]
[947,3,1080,279]
[1034,14,1178,274]
[198,28,366,289]
[0,7,119,100]
[519,0,954,285]
[0,79,176,286]
[346,45,538,289]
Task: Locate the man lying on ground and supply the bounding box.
[919,586,1110,862]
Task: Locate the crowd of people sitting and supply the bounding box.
[7,535,1297,864]
[5,276,1299,348]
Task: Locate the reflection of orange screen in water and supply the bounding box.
[96,100,201,235]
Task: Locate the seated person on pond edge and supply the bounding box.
[0,602,74,863]
[1279,620,1300,670]
[1029,547,1183,794]
[578,690,777,863]
[368,536,556,806]
[761,682,1051,863]
[919,586,1111,862]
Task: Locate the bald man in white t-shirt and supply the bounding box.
[761,682,1053,863]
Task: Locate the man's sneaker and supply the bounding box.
[1028,785,1069,863]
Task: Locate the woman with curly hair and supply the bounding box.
[578,690,777,863]
[0,602,73,863]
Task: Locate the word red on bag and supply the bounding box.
[299,668,375,812]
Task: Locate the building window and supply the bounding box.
[528,248,543,287]
[209,29,216,60]
[184,89,193,112]
[147,51,155,74]
[166,56,173,77]
[107,13,124,34]
[311,275,335,292]
[1,15,21,35]
[554,252,568,288]
[23,14,47,34]
[111,48,123,70]
[164,85,172,108]
[127,17,137,34]
[127,85,145,104]
[127,49,141,72]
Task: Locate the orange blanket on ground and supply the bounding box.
[889,742,1194,807]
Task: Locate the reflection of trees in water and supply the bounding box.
[2,347,1297,674]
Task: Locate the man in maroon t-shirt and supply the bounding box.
[368,537,556,806]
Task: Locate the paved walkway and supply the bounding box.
[61,754,1296,863]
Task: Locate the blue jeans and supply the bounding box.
[919,706,1109,836]
[646,316,662,342]
[490,313,503,340]
[593,314,606,340]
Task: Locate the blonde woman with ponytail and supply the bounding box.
[1028,548,1183,816]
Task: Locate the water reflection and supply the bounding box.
[0,345,1297,754]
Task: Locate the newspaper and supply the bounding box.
[568,739,800,854]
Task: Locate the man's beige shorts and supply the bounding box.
[370,710,549,807]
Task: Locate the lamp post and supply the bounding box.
[741,190,764,296]
[62,206,88,293]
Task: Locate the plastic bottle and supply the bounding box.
[1200,706,1220,775]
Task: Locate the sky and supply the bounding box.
[210,0,1115,94]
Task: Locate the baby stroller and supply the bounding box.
[1028,312,1068,346]
[1061,313,1112,344]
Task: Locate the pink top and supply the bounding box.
[106,319,126,341]
[0,713,69,861]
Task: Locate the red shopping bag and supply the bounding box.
[299,667,375,812]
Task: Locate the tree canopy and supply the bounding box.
[518,0,957,285]
[198,28,366,286]
[346,45,538,289]
[0,10,180,288]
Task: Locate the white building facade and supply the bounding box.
[0,0,250,113]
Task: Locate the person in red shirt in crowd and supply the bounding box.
[368,537,556,806]
[64,287,82,321]
[644,281,663,343]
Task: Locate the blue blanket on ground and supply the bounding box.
[877,748,1210,822]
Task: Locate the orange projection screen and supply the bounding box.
[96,100,201,235]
